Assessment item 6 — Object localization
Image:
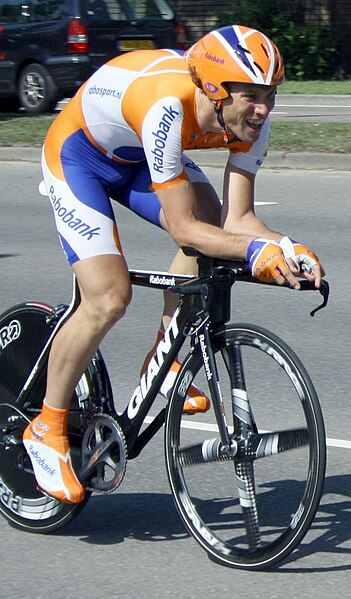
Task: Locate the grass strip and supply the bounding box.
[280,80,351,94]
[0,114,350,153]
[269,121,351,153]
[0,114,55,146]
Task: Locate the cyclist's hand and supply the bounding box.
[246,238,300,289]
[279,236,325,288]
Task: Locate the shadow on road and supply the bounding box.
[54,472,351,572]
[278,473,351,572]
[59,490,188,544]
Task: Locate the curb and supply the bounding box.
[0,146,350,171]
[187,149,351,171]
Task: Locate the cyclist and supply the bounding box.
[23,24,324,503]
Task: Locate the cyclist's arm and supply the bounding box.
[221,119,282,240]
[157,179,300,288]
[157,179,250,257]
[221,161,324,287]
[221,161,283,241]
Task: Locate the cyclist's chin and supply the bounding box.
[240,124,262,144]
[225,119,261,144]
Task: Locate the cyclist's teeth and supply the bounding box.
[247,120,262,128]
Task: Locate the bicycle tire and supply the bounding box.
[165,323,326,570]
[0,302,97,533]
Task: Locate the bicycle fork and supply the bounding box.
[181,317,262,551]
[223,341,261,551]
[195,324,261,550]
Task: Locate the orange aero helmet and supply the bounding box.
[186,24,285,101]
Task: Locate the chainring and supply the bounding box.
[80,414,127,493]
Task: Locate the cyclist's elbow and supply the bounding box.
[169,229,192,249]
[167,221,195,248]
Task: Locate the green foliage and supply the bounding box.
[214,1,340,80]
[270,19,339,80]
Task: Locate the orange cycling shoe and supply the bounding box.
[160,359,210,414]
[141,331,210,414]
[22,401,85,504]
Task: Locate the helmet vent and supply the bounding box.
[235,44,251,67]
[261,43,269,58]
[253,61,264,74]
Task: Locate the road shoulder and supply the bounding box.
[0,146,350,171]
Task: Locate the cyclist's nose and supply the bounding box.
[254,101,273,118]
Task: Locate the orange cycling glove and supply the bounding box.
[278,236,322,273]
[246,238,288,283]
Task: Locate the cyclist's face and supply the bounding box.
[221,83,277,143]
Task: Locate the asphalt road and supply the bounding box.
[273,94,351,122]
[0,162,351,598]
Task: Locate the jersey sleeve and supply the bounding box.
[228,118,271,174]
[141,96,185,187]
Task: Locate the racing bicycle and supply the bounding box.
[0,249,329,570]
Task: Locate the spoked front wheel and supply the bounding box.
[165,323,326,570]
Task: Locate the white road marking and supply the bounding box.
[276,104,351,109]
[326,437,351,449]
[145,416,351,449]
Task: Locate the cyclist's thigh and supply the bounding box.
[114,154,221,228]
[42,148,123,266]
[113,160,163,227]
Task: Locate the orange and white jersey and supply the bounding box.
[42,49,270,266]
[46,49,269,190]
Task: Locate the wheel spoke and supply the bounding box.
[235,460,261,551]
[255,428,309,458]
[178,437,237,466]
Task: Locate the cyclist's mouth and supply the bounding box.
[246,119,263,131]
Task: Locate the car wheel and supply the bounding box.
[18,64,58,115]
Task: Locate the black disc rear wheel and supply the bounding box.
[0,303,92,532]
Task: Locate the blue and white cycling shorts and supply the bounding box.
[42,129,210,265]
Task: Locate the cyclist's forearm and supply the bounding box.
[223,211,283,242]
[169,219,255,260]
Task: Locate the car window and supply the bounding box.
[84,0,135,21]
[0,0,27,24]
[85,0,174,22]
[138,0,174,21]
[29,0,69,22]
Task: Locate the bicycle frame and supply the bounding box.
[121,261,244,458]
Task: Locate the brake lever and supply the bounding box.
[309,280,330,317]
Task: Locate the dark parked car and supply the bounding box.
[0,0,186,114]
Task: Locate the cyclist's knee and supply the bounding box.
[101,287,132,324]
[73,254,132,329]
[83,285,132,330]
